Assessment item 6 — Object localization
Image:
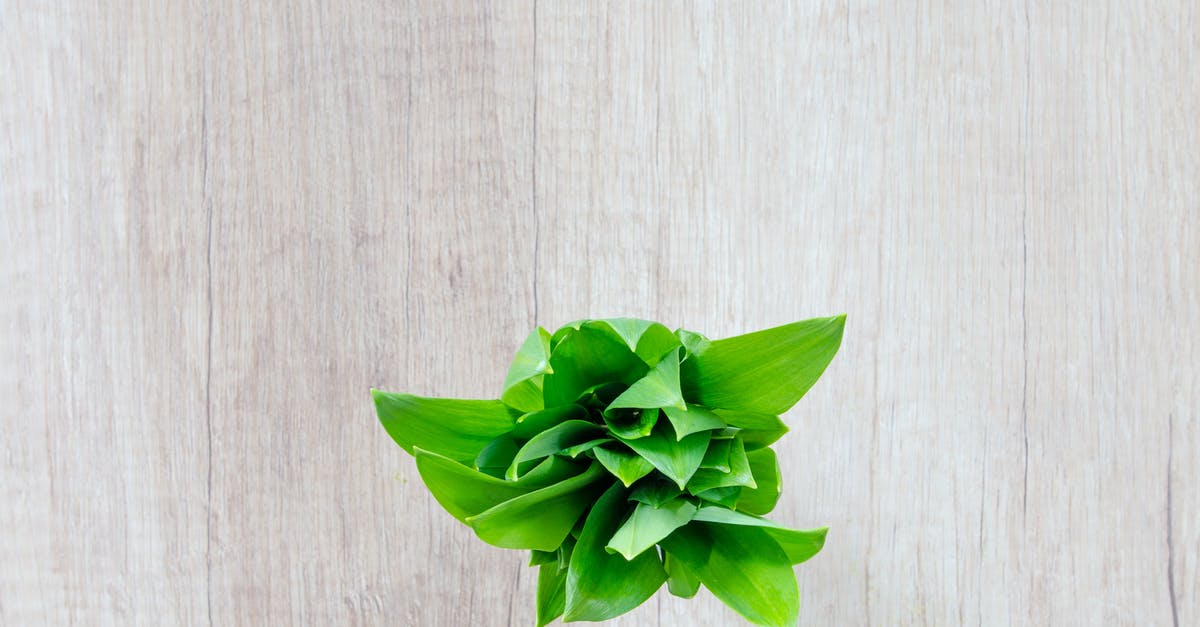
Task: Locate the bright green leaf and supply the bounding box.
[616,421,710,490]
[530,549,558,567]
[738,448,782,515]
[680,315,845,414]
[686,435,756,494]
[713,409,789,450]
[664,551,702,598]
[693,486,742,508]
[536,561,567,627]
[373,390,514,462]
[507,420,607,480]
[692,506,828,565]
[466,464,608,551]
[559,438,612,458]
[544,326,648,407]
[628,478,683,508]
[513,404,587,440]
[593,446,656,487]
[605,499,698,561]
[602,406,658,440]
[699,437,733,472]
[661,522,799,627]
[565,483,667,621]
[661,404,727,440]
[474,434,519,478]
[607,349,686,411]
[413,448,587,522]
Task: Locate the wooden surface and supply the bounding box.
[3,2,1197,625]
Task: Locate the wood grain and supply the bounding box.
[2,1,1197,625]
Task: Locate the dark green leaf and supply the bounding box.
[686,435,756,494]
[506,420,607,480]
[661,522,799,627]
[530,549,558,567]
[713,409,789,450]
[607,348,686,411]
[664,551,701,598]
[593,446,656,487]
[680,315,845,414]
[738,448,782,515]
[536,561,567,627]
[413,448,586,522]
[699,437,733,472]
[628,478,683,508]
[606,499,698,560]
[564,483,667,621]
[543,326,648,407]
[691,506,827,565]
[372,390,514,462]
[693,486,742,508]
[513,404,587,440]
[602,407,659,440]
[661,404,727,440]
[473,434,520,478]
[466,464,608,551]
[559,437,612,458]
[616,421,710,490]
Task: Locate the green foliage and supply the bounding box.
[373,314,845,625]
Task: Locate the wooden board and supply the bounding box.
[3,2,1196,625]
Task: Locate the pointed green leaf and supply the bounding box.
[507,420,607,480]
[607,349,685,411]
[616,421,710,490]
[413,448,587,522]
[628,478,683,508]
[661,522,799,627]
[602,407,659,439]
[699,437,733,472]
[504,327,553,390]
[373,390,515,462]
[592,318,682,366]
[686,435,756,493]
[559,437,612,458]
[693,486,742,508]
[713,409,789,450]
[738,448,782,515]
[564,483,667,621]
[536,561,568,627]
[543,326,648,407]
[556,534,576,572]
[661,404,727,440]
[605,499,698,561]
[513,404,587,440]
[680,315,845,414]
[674,328,710,361]
[474,434,520,478]
[531,549,558,567]
[466,464,608,551]
[593,446,656,487]
[664,551,702,598]
[692,506,828,565]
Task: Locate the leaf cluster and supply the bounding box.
[373,315,845,626]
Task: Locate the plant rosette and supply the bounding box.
[372,315,845,626]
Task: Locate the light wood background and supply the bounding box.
[3,2,1197,625]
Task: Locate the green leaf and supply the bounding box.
[413,448,587,522]
[536,561,568,627]
[699,437,733,472]
[616,421,710,490]
[473,434,520,478]
[607,349,686,411]
[501,328,553,413]
[661,404,727,440]
[680,315,845,414]
[712,409,789,451]
[530,549,558,567]
[466,464,609,551]
[691,506,828,565]
[738,448,782,515]
[674,328,710,361]
[605,499,698,561]
[565,483,667,621]
[602,407,658,440]
[664,551,702,598]
[593,446,656,487]
[543,326,648,407]
[693,486,742,508]
[628,478,683,508]
[686,435,756,494]
[506,420,607,480]
[373,390,515,462]
[661,522,799,627]
[592,319,682,366]
[513,404,587,440]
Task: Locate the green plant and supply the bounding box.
[372,315,845,626]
